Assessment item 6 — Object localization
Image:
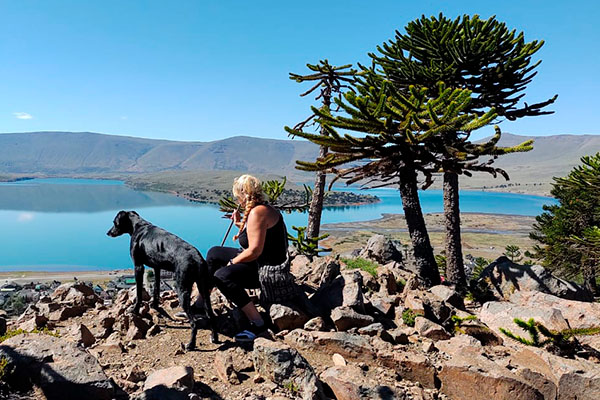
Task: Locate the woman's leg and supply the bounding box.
[206,246,242,278]
[190,246,241,308]
[212,261,264,325]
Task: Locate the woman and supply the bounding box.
[207,174,288,341]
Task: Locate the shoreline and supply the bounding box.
[1,211,538,277]
[0,174,554,198]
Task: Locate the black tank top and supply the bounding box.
[238,209,288,265]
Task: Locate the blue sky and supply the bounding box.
[0,1,598,142]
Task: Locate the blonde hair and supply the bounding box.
[233,174,266,240]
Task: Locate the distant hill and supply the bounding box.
[0,131,318,178]
[460,133,600,195]
[1,131,599,195]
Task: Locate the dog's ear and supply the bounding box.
[129,211,140,217]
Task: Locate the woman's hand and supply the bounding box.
[231,209,242,228]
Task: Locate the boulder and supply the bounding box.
[414,317,450,340]
[510,290,600,327]
[50,282,97,302]
[367,294,395,316]
[510,346,600,400]
[437,342,545,400]
[215,349,241,385]
[73,323,96,348]
[49,305,87,321]
[358,234,403,265]
[310,270,365,315]
[252,338,325,400]
[0,317,6,336]
[320,365,403,400]
[270,304,309,331]
[377,268,398,295]
[304,317,326,332]
[479,301,570,341]
[0,333,116,399]
[429,285,464,310]
[312,332,375,360]
[479,257,592,301]
[18,314,48,331]
[125,315,151,341]
[341,270,366,312]
[291,256,340,289]
[143,366,194,392]
[378,349,437,389]
[330,306,374,331]
[126,365,147,383]
[38,302,61,316]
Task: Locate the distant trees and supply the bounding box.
[530,154,600,294]
[368,14,555,288]
[288,61,356,241]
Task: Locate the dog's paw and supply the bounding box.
[210,334,220,344]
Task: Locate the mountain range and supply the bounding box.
[1,131,599,195]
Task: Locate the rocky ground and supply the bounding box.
[1,235,600,400]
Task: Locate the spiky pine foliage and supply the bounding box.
[287,225,331,259]
[371,13,557,120]
[363,14,555,289]
[500,317,600,355]
[288,61,357,242]
[219,177,312,214]
[503,244,523,263]
[530,154,600,294]
[287,81,498,286]
[500,318,542,347]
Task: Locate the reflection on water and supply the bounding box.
[0,178,556,271]
[0,178,193,212]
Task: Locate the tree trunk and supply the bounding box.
[443,172,467,288]
[307,145,328,239]
[307,90,332,240]
[583,261,598,295]
[398,165,440,286]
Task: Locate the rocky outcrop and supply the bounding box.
[143,366,194,392]
[320,365,402,400]
[270,304,310,331]
[357,234,403,265]
[330,306,374,331]
[479,257,592,301]
[252,338,325,400]
[0,333,116,400]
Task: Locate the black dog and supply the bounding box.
[107,210,218,349]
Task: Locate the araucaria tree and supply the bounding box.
[531,154,600,294]
[287,81,495,286]
[288,61,356,241]
[367,14,556,287]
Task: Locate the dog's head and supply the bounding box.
[107,210,139,237]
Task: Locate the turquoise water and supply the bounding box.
[0,178,555,271]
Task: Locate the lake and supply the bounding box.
[0,178,555,271]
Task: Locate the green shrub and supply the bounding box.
[341,257,378,278]
[449,315,478,334]
[0,327,60,344]
[396,278,406,292]
[500,317,600,350]
[402,309,422,327]
[0,357,7,382]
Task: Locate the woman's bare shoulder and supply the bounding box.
[249,204,280,224]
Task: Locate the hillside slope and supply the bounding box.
[1,131,599,195]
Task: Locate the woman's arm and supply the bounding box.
[231,206,269,264]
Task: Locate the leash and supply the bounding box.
[220,205,241,246]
